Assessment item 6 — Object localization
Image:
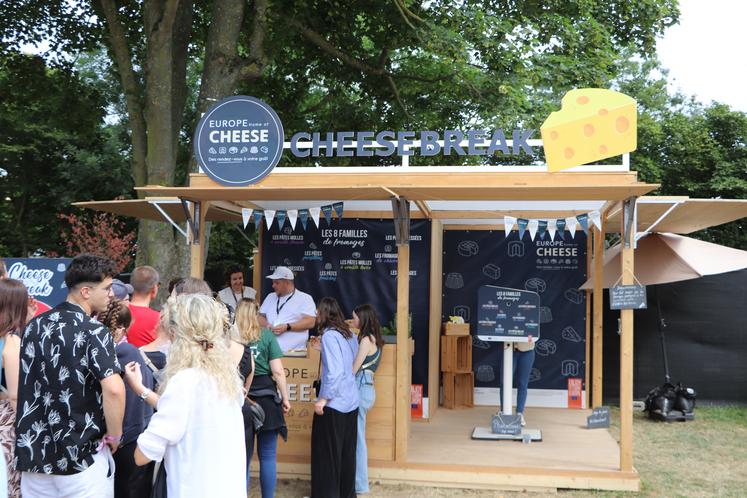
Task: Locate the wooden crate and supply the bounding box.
[442,322,470,336]
[442,372,474,409]
[440,335,472,373]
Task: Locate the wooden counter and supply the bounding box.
[277,343,397,463]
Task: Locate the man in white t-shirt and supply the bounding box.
[259,266,316,352]
[217,265,257,312]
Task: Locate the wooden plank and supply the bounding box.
[428,220,443,419]
[189,201,209,278]
[395,243,411,462]
[619,200,635,472]
[592,223,605,408]
[585,230,592,408]
[252,243,261,302]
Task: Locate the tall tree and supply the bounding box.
[2,0,680,277]
[0,51,132,256]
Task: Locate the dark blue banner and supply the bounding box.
[262,219,431,392]
[4,258,71,309]
[443,230,587,391]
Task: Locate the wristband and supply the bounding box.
[139,388,152,401]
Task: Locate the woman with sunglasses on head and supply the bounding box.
[311,297,359,498]
[123,294,245,498]
[350,304,383,495]
[234,298,290,497]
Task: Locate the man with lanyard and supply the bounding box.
[217,265,257,313]
[258,266,316,352]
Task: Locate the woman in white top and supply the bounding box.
[217,265,257,313]
[124,294,246,498]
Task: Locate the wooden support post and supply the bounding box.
[395,243,411,461]
[584,232,592,408]
[619,198,636,472]
[592,222,606,408]
[427,220,443,419]
[189,201,209,278]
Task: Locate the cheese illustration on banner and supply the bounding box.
[540,88,637,172]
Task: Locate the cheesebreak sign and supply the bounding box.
[193,89,637,186]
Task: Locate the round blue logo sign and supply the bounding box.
[193,96,284,186]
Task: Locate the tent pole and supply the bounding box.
[619,197,636,472]
[427,220,443,419]
[592,222,606,408]
[655,286,671,383]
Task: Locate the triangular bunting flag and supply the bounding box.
[517,218,529,240]
[576,213,589,234]
[556,218,566,239]
[332,202,344,220]
[253,210,264,231]
[566,216,578,239]
[309,207,321,228]
[538,220,548,240]
[276,210,287,229]
[299,209,310,230]
[321,205,333,226]
[548,219,557,241]
[264,210,276,229]
[242,208,252,229]
[504,216,517,238]
[288,210,298,230]
[528,219,539,241]
[590,210,602,232]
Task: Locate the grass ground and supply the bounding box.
[253,406,747,498]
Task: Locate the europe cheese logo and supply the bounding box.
[540,88,637,172]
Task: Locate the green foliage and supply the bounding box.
[380,313,412,337]
[617,58,747,250]
[0,51,133,256]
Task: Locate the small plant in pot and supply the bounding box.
[381,313,412,343]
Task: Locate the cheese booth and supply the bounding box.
[74,90,747,492]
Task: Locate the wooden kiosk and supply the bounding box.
[76,168,747,492]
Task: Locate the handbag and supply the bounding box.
[151,460,167,498]
[245,397,265,432]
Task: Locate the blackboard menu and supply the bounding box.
[477,285,540,342]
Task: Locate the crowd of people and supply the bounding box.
[0,256,382,498]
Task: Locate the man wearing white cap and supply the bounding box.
[259,266,317,352]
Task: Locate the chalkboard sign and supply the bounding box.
[477,285,540,342]
[492,413,522,435]
[610,284,647,310]
[587,406,610,429]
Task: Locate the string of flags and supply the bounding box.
[241,202,344,231]
[504,211,602,241]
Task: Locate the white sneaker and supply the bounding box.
[519,413,526,427]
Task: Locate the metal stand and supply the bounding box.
[502,344,513,415]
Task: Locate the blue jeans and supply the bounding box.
[355,369,376,493]
[500,349,536,414]
[246,429,278,498]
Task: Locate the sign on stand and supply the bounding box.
[587,406,611,429]
[476,285,541,342]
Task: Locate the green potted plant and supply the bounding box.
[381,313,412,344]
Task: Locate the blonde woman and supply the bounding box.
[123,294,245,498]
[235,298,290,498]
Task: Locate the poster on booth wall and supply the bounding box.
[261,219,432,394]
[443,230,588,408]
[4,258,72,313]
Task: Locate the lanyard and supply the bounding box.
[276,290,296,315]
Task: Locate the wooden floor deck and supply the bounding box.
[271,407,640,492]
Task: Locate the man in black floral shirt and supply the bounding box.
[15,254,126,497]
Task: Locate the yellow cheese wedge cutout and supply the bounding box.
[540,88,637,172]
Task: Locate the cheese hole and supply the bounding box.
[598,108,608,116]
[615,116,630,133]
[576,96,590,105]
[599,144,608,154]
[550,130,559,140]
[564,147,575,159]
[583,124,595,137]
